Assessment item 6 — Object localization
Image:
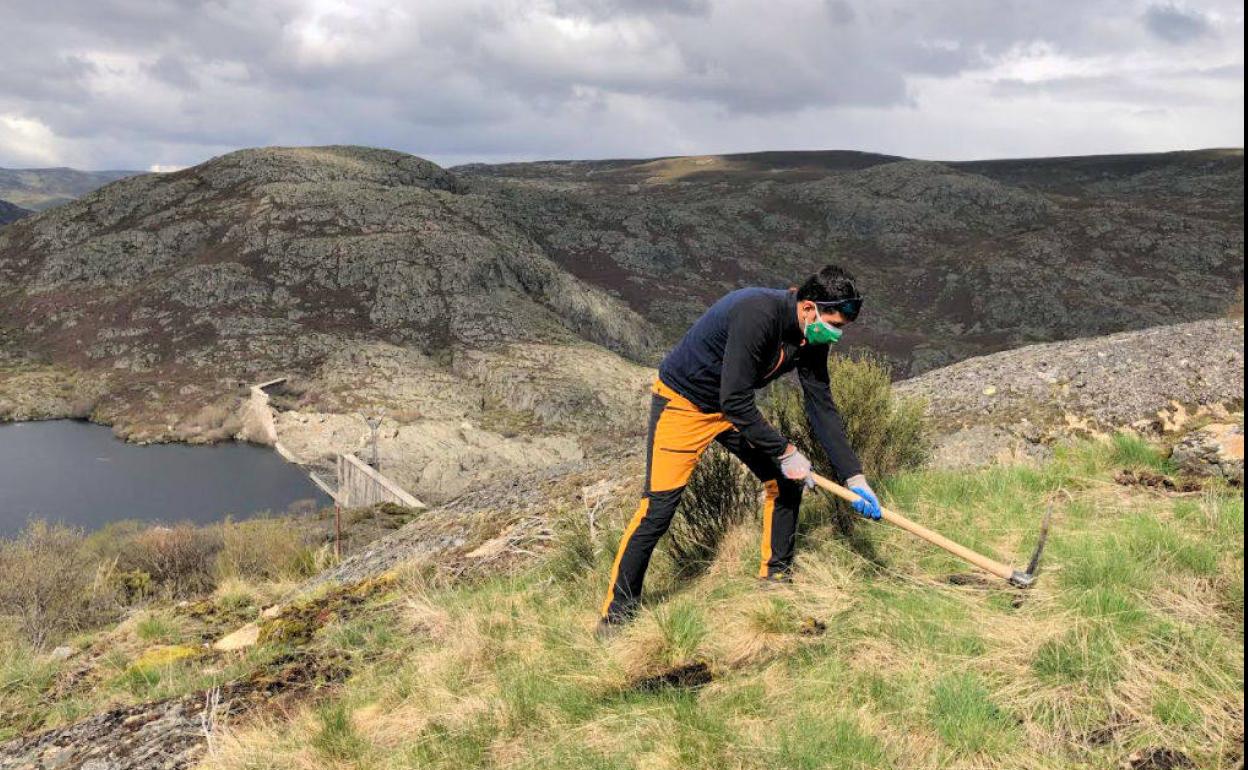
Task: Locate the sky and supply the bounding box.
[0,0,1242,171]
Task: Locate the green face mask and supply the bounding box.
[804,316,843,345]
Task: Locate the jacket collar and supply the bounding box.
[782,289,805,343]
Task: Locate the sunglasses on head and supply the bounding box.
[815,296,863,322]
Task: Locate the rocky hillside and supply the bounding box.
[897,317,1244,469]
[0,166,139,211]
[0,200,30,227]
[0,145,1242,501]
[0,146,658,502]
[457,148,1243,372]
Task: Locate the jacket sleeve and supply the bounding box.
[797,346,863,482]
[719,301,790,457]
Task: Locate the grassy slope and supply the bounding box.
[188,436,1243,770]
[3,437,1240,769]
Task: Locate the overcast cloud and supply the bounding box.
[0,0,1241,170]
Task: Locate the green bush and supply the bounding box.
[767,354,928,530]
[766,353,929,483]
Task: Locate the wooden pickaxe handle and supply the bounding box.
[809,472,1017,582]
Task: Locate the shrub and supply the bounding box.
[0,521,120,649]
[766,353,930,483]
[182,399,244,442]
[122,524,222,597]
[215,516,319,582]
[666,444,760,578]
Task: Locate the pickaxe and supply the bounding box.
[810,472,1051,588]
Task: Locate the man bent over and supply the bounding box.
[598,264,883,637]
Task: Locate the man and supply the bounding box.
[599,264,882,635]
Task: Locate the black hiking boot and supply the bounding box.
[757,571,793,587]
[595,616,628,641]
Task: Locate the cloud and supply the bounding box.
[0,0,1241,170]
[1144,3,1215,43]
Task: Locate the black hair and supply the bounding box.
[796,264,858,303]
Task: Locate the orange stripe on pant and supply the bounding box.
[600,498,650,617]
[758,479,779,578]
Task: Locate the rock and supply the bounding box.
[213,623,261,652]
[926,424,1052,470]
[48,646,75,661]
[1170,422,1244,486]
[898,319,1244,471]
[40,747,75,770]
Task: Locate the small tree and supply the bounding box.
[765,354,929,483]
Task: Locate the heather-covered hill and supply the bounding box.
[0,146,657,501]
[457,147,1243,372]
[0,166,140,211]
[0,200,29,227]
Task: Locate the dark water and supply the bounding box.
[0,420,331,537]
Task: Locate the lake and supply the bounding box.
[0,420,332,537]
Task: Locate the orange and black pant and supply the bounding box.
[601,379,802,621]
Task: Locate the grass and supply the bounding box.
[928,672,1018,757]
[193,436,1243,770]
[7,434,1243,769]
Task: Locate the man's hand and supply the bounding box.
[779,445,815,488]
[846,474,882,520]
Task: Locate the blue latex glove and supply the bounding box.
[847,475,882,520]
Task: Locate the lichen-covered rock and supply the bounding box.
[0,651,349,770]
[1170,422,1244,486]
[129,645,201,674]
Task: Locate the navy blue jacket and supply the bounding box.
[658,287,863,482]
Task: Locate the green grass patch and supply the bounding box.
[1108,432,1173,472]
[135,612,185,643]
[778,710,893,769]
[1032,626,1123,686]
[312,700,369,761]
[1152,686,1201,727]
[928,672,1018,756]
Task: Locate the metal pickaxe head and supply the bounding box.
[1007,508,1053,588]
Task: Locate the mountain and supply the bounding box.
[0,145,1242,501]
[455,147,1243,372]
[0,199,30,226]
[0,166,141,211]
[0,146,659,501]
